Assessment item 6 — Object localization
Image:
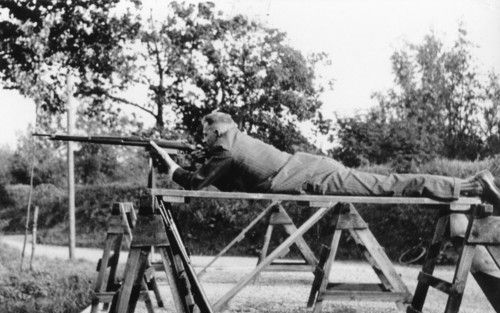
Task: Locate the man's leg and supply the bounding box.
[306,159,500,205]
[305,162,460,200]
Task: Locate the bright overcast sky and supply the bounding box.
[1,0,499,147]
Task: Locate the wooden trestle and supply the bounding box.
[151,189,497,313]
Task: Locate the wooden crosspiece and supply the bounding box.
[257,204,318,273]
[307,203,412,313]
[408,203,499,313]
[90,202,163,313]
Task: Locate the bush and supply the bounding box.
[0,243,94,313]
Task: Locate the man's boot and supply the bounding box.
[461,170,500,213]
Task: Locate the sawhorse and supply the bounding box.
[408,203,500,313]
[90,202,163,313]
[257,203,318,272]
[197,201,317,278]
[110,196,213,313]
[307,202,412,312]
[152,189,485,312]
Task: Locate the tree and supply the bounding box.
[333,27,496,167]
[88,1,331,151]
[483,73,500,155]
[0,0,141,114]
[378,28,485,159]
[8,129,67,186]
[1,1,331,153]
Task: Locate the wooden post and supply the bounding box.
[29,206,39,270]
[67,72,76,260]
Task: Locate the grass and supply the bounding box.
[0,242,95,313]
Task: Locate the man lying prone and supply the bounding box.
[150,112,500,310]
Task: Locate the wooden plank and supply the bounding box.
[114,248,147,313]
[326,283,387,291]
[162,195,186,203]
[139,280,155,313]
[321,290,408,302]
[444,245,476,313]
[279,206,318,267]
[313,228,342,313]
[213,206,332,312]
[348,229,392,290]
[120,205,133,245]
[105,233,123,295]
[336,213,368,229]
[410,214,449,312]
[262,264,315,272]
[257,223,274,268]
[467,216,500,244]
[269,211,294,224]
[120,202,133,213]
[354,228,411,296]
[486,246,500,269]
[107,216,124,234]
[152,189,480,206]
[308,245,329,307]
[93,234,117,293]
[417,272,452,294]
[158,247,186,313]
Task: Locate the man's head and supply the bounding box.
[201,112,237,148]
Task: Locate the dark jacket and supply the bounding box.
[173,127,459,200]
[173,128,291,192]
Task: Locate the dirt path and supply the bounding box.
[0,235,494,313]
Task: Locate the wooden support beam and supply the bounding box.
[417,272,453,294]
[152,189,480,206]
[321,290,409,302]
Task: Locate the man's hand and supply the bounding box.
[149,140,180,178]
[190,144,207,161]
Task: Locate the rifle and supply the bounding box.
[33,133,198,155]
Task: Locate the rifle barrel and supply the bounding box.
[32,133,196,152]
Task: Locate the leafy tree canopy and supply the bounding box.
[333,27,500,169]
[1,1,332,153]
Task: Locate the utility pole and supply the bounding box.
[66,72,76,259]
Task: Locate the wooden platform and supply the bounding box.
[151,188,480,207]
[151,189,484,312]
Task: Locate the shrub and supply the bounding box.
[0,243,93,313]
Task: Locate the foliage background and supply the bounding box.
[0,158,494,264]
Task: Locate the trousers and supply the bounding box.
[270,152,461,200]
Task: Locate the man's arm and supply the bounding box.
[150,141,232,190]
[173,150,232,190]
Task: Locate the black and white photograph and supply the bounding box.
[0,1,499,312]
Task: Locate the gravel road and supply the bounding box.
[1,235,494,313]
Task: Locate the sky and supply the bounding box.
[1,0,499,148]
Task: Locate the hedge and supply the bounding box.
[0,157,496,262]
